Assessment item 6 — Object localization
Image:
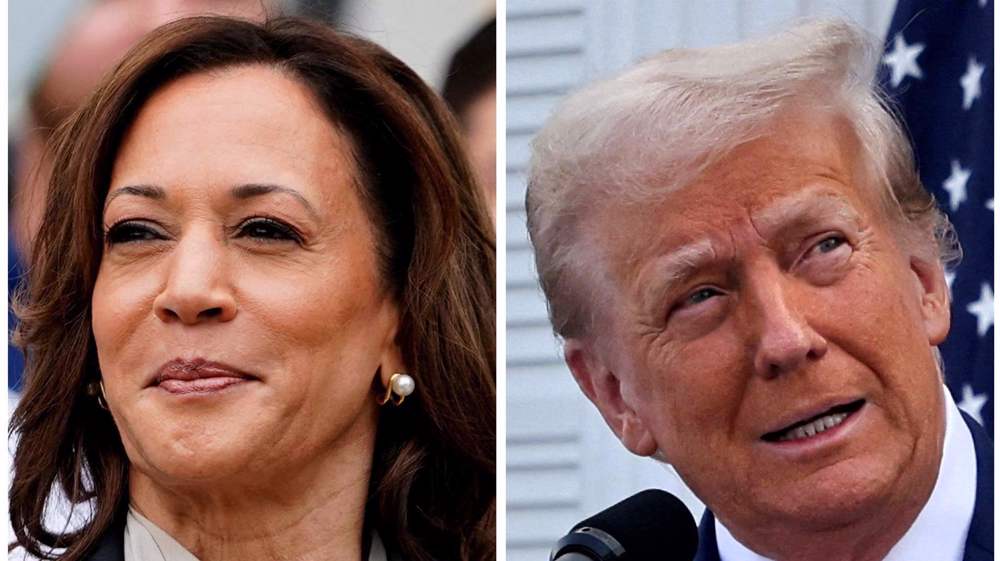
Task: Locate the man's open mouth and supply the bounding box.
[761,399,865,443]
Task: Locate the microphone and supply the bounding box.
[549,489,698,561]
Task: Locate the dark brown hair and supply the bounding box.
[10,16,495,561]
[442,17,496,127]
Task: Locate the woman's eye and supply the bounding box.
[105,221,166,245]
[236,218,301,242]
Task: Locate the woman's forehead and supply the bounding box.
[118,65,347,158]
[109,65,358,212]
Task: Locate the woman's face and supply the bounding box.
[92,65,403,486]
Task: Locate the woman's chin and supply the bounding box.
[124,424,279,488]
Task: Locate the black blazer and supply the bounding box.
[81,511,125,561]
[694,411,994,561]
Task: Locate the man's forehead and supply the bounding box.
[601,182,867,266]
[577,109,878,284]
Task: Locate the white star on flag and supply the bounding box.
[960,56,985,110]
[958,383,988,425]
[966,283,994,337]
[986,199,994,211]
[942,159,971,211]
[882,33,925,87]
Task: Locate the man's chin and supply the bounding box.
[732,459,908,532]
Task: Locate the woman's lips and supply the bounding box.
[152,358,256,395]
[158,376,250,394]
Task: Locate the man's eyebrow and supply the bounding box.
[751,188,862,236]
[635,239,718,310]
[656,240,718,285]
[104,185,165,210]
[231,183,320,219]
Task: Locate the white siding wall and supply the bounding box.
[505,1,896,559]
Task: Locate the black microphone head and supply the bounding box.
[570,489,699,561]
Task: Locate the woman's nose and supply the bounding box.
[153,235,237,325]
[747,273,828,379]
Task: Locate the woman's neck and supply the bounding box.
[128,425,376,561]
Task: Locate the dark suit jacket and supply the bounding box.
[81,511,126,561]
[694,411,993,561]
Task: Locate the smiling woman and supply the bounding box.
[10,16,494,561]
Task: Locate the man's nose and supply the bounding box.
[746,272,827,379]
[152,233,237,325]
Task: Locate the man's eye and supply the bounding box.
[797,234,853,282]
[815,236,846,254]
[105,221,166,245]
[236,217,301,242]
[803,235,852,263]
[666,286,725,324]
[683,287,722,307]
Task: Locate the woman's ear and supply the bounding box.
[910,256,951,346]
[377,302,408,389]
[378,347,408,390]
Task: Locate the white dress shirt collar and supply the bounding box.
[716,386,977,561]
[124,508,199,561]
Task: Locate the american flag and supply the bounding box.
[880,0,993,435]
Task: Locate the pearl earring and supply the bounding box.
[378,373,415,406]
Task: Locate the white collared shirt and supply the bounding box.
[124,508,390,561]
[124,509,199,561]
[716,386,977,561]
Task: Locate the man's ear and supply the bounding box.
[564,339,657,457]
[910,256,951,346]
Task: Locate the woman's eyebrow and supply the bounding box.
[104,184,165,211]
[231,183,320,220]
[103,183,321,222]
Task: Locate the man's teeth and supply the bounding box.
[777,412,849,442]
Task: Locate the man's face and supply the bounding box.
[567,111,950,535]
